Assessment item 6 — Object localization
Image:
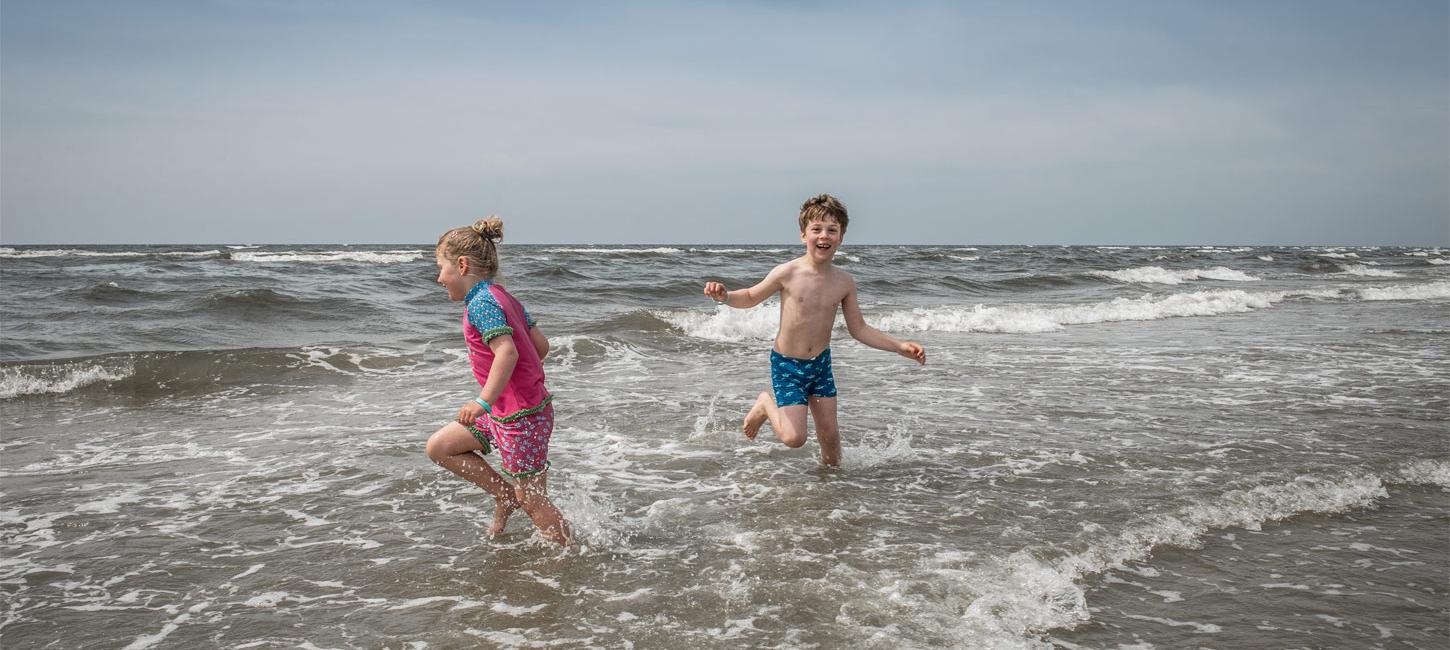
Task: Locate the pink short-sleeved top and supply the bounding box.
[462,279,551,422]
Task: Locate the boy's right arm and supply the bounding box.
[704,265,786,308]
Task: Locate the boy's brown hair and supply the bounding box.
[798,194,848,233]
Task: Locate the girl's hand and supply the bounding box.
[456,401,487,426]
[898,341,926,365]
[703,282,728,303]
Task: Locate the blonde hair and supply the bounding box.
[799,194,848,233]
[437,216,504,280]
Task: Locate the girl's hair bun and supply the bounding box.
[471,216,504,242]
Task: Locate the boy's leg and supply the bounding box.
[808,396,841,467]
[425,421,521,535]
[744,390,810,448]
[513,472,571,545]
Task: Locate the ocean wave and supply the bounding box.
[1355,281,1450,301]
[195,288,372,321]
[1393,459,1450,487]
[687,248,791,254]
[1428,258,1450,266]
[229,250,425,264]
[0,346,428,401]
[655,303,782,342]
[0,247,146,258]
[0,359,135,399]
[952,465,1434,645]
[1336,264,1400,278]
[656,282,1448,339]
[0,247,226,260]
[1088,266,1260,285]
[874,289,1279,334]
[66,282,170,305]
[520,265,594,280]
[583,310,681,335]
[540,247,684,255]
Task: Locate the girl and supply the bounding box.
[425,216,570,545]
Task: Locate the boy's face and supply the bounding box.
[800,217,844,261]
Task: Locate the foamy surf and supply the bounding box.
[873,289,1278,334]
[661,281,1450,339]
[0,362,134,399]
[229,250,425,264]
[949,464,1437,647]
[1088,266,1260,284]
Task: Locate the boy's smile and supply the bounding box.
[801,220,843,262]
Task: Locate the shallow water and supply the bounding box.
[2,244,1447,648]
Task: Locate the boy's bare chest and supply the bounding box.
[781,275,845,312]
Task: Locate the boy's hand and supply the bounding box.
[703,282,728,303]
[456,401,486,426]
[899,341,926,365]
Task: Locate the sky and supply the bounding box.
[1,1,1446,245]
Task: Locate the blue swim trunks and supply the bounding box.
[770,348,838,407]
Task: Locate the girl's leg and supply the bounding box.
[743,390,810,448]
[513,471,571,545]
[425,421,521,536]
[808,396,841,467]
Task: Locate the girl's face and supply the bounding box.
[435,251,472,301]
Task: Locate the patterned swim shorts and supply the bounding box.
[770,348,838,407]
[469,403,554,478]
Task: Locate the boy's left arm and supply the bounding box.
[841,277,926,365]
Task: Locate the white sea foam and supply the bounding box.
[0,247,146,258]
[1393,459,1450,487]
[230,250,424,264]
[844,434,918,469]
[1427,258,1450,265]
[540,247,684,254]
[688,248,790,254]
[1089,266,1260,285]
[662,282,1447,340]
[122,602,209,650]
[656,303,783,341]
[0,362,133,399]
[1318,252,1360,259]
[0,247,222,259]
[1258,255,1274,262]
[873,290,1277,334]
[1337,264,1400,278]
[1356,281,1450,301]
[952,470,1399,646]
[162,250,223,258]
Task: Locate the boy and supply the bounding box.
[703,194,926,466]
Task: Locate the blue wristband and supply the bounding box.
[474,397,491,412]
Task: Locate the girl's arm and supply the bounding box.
[479,334,520,404]
[456,334,520,425]
[704,264,787,308]
[529,325,550,360]
[842,279,927,365]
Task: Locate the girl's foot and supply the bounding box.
[488,496,519,537]
[742,392,769,440]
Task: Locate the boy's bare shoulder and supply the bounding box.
[772,257,805,276]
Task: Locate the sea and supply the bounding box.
[1,243,1447,649]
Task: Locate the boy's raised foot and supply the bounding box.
[742,391,770,440]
